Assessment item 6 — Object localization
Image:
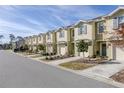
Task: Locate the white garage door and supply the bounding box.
[60,47,66,55]
[115,47,124,60]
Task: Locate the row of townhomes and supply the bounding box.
[23,6,124,60]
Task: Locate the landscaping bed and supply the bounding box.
[59,59,95,70]
[40,55,73,62]
[110,69,124,83]
[60,61,95,70]
[59,58,107,70]
[30,54,42,58]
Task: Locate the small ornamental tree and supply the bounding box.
[76,40,90,58]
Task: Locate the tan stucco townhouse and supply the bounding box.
[56,26,75,56]
[74,20,95,57]
[22,6,124,61]
[45,31,57,54]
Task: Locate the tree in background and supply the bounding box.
[9,34,15,49]
[0,35,4,44]
[16,36,24,41]
[9,34,15,42]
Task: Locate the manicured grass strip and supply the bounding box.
[59,61,95,70]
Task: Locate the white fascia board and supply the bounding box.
[74,20,87,26]
[107,7,124,17]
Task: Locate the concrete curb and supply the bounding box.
[9,51,124,88]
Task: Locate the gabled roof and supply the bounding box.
[46,30,55,34]
[56,24,74,32]
[107,6,124,16]
[38,33,45,36]
[74,20,87,26]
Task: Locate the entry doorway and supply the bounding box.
[101,43,107,56]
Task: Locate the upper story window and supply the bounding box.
[47,33,51,40]
[97,22,104,33]
[118,16,124,24]
[113,17,118,29]
[71,29,74,37]
[78,24,87,35]
[59,31,64,38]
[113,16,124,29]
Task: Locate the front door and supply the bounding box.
[102,44,106,56]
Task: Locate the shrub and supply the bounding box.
[92,55,96,58]
[37,44,45,52]
[45,57,48,60]
[49,57,53,60]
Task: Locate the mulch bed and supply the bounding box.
[110,69,124,83]
[72,58,107,64]
[40,56,72,62]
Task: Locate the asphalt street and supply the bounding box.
[0,50,116,88]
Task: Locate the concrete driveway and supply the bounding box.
[0,50,116,88]
[79,60,124,78]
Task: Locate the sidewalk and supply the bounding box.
[48,56,81,66]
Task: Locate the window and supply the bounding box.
[47,33,51,40]
[97,22,104,33]
[59,31,64,38]
[113,17,118,29]
[78,24,87,35]
[113,16,124,29]
[118,16,124,24]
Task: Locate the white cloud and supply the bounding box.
[0,5,117,43]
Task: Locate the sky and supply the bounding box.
[0,5,119,43]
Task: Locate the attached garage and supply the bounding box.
[60,47,67,55]
[47,45,53,53]
[79,52,89,57]
[114,46,124,60]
